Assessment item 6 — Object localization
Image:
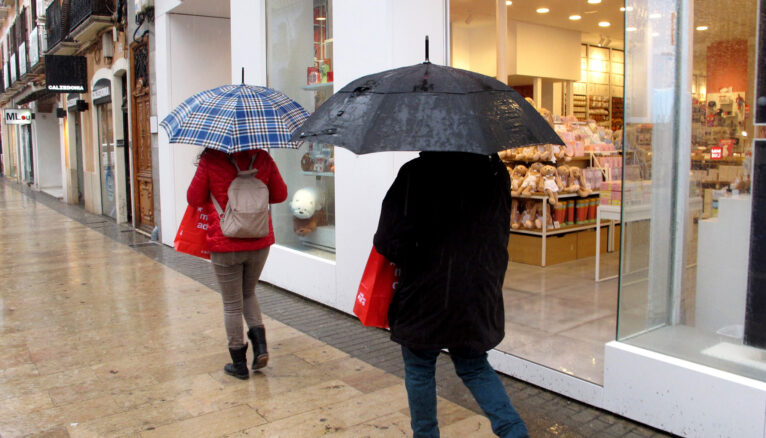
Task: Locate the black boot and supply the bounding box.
[224,343,249,380]
[247,326,269,370]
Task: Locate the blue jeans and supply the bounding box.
[401,346,529,438]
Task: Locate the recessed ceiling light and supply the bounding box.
[626,27,637,32]
[620,6,625,11]
[620,6,635,11]
[598,21,611,27]
[696,25,708,31]
[569,14,582,20]
[536,7,550,13]
[588,0,601,3]
[506,0,512,5]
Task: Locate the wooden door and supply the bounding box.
[129,39,154,233]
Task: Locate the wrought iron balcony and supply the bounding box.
[45,0,64,50]
[70,0,114,33]
[46,0,114,55]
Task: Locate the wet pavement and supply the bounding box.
[0,178,673,437]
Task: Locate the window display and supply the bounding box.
[618,0,765,383]
[266,0,335,259]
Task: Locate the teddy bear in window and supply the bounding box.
[510,164,528,197]
[564,167,592,197]
[519,162,543,196]
[538,164,563,206]
[291,187,328,236]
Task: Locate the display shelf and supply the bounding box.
[510,193,601,266]
[300,170,335,177]
[511,222,608,237]
[513,192,580,200]
[301,82,334,91]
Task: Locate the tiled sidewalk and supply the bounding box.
[0,179,673,438]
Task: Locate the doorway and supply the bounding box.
[20,124,34,185]
[74,112,84,205]
[120,74,132,223]
[94,79,116,219]
[130,38,154,234]
[450,0,626,385]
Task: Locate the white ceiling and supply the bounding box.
[171,0,231,19]
[450,0,626,42]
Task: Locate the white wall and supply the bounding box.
[510,20,580,81]
[231,0,266,86]
[32,110,62,189]
[157,10,231,246]
[451,21,496,77]
[604,342,766,437]
[254,0,446,312]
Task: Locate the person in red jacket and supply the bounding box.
[187,148,288,379]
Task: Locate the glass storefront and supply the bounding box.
[266,0,336,260]
[618,0,764,382]
[450,0,626,385]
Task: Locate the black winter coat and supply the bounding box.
[373,152,511,352]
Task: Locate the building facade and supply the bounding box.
[143,0,766,436]
[0,0,160,236]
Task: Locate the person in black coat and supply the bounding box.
[374,151,529,438]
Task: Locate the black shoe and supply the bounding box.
[247,326,269,370]
[224,343,249,380]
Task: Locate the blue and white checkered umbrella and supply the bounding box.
[160,84,310,152]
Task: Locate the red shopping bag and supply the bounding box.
[353,247,400,328]
[174,205,211,259]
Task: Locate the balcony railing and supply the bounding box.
[45,0,63,49]
[70,0,113,32]
[45,0,113,52]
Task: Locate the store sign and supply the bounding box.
[67,96,80,109]
[5,109,32,125]
[45,55,87,92]
[710,146,723,160]
[92,86,110,101]
[92,79,112,105]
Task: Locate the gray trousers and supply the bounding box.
[211,248,269,348]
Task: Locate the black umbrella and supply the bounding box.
[292,40,563,155]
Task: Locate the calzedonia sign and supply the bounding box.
[5,109,32,125]
[45,55,87,93]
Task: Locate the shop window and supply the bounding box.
[618,0,765,382]
[266,0,335,260]
[450,0,625,385]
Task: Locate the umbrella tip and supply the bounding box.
[241,67,245,85]
[424,35,430,64]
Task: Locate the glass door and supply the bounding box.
[74,113,84,205]
[97,102,115,219]
[20,124,33,184]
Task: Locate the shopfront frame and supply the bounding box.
[154,0,766,435]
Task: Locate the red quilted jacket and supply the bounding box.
[186,149,288,253]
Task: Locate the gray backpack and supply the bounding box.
[211,155,270,238]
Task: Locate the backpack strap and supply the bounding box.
[229,153,259,176]
[212,152,260,216]
[210,194,224,217]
